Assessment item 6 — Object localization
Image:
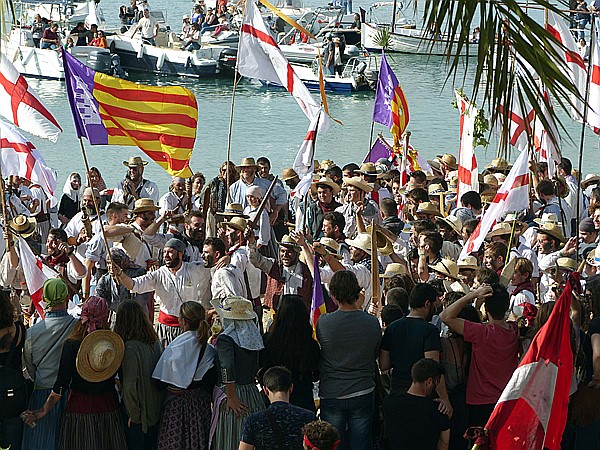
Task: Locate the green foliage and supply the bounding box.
[453,89,490,148]
[373,27,391,51]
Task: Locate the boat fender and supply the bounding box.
[156,52,166,70]
[137,44,145,59]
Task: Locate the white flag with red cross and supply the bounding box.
[455,92,479,202]
[292,108,323,197]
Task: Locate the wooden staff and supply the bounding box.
[225,70,239,203]
[248,176,279,229]
[370,222,381,317]
[505,213,517,263]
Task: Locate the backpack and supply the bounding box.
[0,323,28,419]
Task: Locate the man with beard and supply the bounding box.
[143,210,206,262]
[203,237,246,299]
[322,211,349,262]
[305,177,342,240]
[159,176,188,234]
[379,283,452,416]
[335,177,380,238]
[111,156,160,209]
[229,158,272,209]
[536,223,575,303]
[203,161,237,237]
[64,187,107,256]
[114,237,212,346]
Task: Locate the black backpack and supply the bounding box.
[0,323,28,419]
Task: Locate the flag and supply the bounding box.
[587,32,600,132]
[62,49,197,177]
[0,54,62,142]
[498,94,535,152]
[455,92,479,202]
[533,87,561,178]
[237,0,325,128]
[364,135,395,164]
[372,51,409,144]
[459,149,530,259]
[0,120,58,207]
[16,236,59,319]
[311,254,327,330]
[292,108,322,197]
[547,11,588,122]
[485,274,576,450]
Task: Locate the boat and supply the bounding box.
[16,0,106,29]
[261,56,379,93]
[361,1,479,56]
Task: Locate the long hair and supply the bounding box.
[114,301,158,345]
[263,295,319,374]
[180,302,209,346]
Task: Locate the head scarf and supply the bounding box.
[165,238,186,254]
[43,278,68,308]
[221,318,264,351]
[62,172,81,202]
[80,296,109,334]
[110,247,135,269]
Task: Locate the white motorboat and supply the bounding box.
[17,0,106,29]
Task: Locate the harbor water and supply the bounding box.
[21,0,600,190]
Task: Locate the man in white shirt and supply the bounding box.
[133,8,159,45]
[64,187,107,257]
[335,177,381,239]
[159,176,188,234]
[203,237,246,301]
[112,156,160,209]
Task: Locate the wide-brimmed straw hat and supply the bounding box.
[76,330,124,383]
[343,176,373,192]
[210,296,256,320]
[537,222,567,243]
[429,258,462,280]
[436,215,462,235]
[319,159,336,172]
[582,173,600,189]
[443,279,470,294]
[8,215,36,238]
[319,237,343,259]
[380,262,407,278]
[357,162,380,176]
[445,174,458,194]
[131,198,160,214]
[416,202,442,217]
[556,257,578,272]
[428,183,446,196]
[485,158,512,173]
[366,223,394,256]
[123,156,148,167]
[311,176,341,195]
[277,234,301,251]
[281,168,299,181]
[440,153,458,170]
[346,232,372,254]
[486,222,513,239]
[216,203,249,218]
[457,256,479,271]
[217,216,247,232]
[587,246,600,267]
[238,157,257,168]
[533,212,562,227]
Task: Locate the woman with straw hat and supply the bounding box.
[114,301,164,450]
[210,296,265,450]
[23,296,127,450]
[152,302,216,450]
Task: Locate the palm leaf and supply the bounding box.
[420,0,582,158]
[373,27,392,50]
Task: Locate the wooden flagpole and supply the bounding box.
[225,70,240,204]
[370,222,381,316]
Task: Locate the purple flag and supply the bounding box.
[364,136,394,163]
[372,51,399,127]
[310,255,327,329]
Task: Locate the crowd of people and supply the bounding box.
[2,150,600,450]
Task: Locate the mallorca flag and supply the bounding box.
[310,255,327,331]
[372,51,409,145]
[62,49,197,177]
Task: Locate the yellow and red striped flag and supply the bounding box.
[62,49,197,177]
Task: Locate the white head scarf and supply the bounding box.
[62,172,81,202]
[221,318,264,351]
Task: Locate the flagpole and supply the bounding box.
[370,222,381,317]
[225,70,240,204]
[77,138,118,286]
[575,16,596,261]
[368,121,375,160]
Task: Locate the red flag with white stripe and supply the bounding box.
[459,149,530,259]
[0,54,62,142]
[292,108,322,197]
[455,92,479,202]
[237,1,325,128]
[16,236,59,319]
[485,273,576,450]
[0,120,58,207]
[547,12,588,122]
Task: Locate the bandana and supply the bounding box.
[43,278,68,308]
[303,435,341,450]
[80,296,109,333]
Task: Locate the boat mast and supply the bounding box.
[391,0,397,33]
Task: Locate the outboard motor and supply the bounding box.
[218,48,238,73]
[87,49,112,73]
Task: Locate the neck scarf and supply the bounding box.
[221,318,264,351]
[318,200,337,213]
[80,296,109,334]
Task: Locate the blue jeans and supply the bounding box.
[0,416,23,450]
[319,392,374,450]
[125,421,159,450]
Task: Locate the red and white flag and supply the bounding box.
[292,108,322,197]
[0,54,62,142]
[455,92,479,202]
[498,95,535,152]
[586,32,600,132]
[485,273,576,450]
[237,1,326,129]
[459,149,530,259]
[547,11,588,122]
[16,236,59,319]
[0,121,58,207]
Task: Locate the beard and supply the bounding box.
[165,254,181,268]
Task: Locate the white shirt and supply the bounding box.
[111,179,160,209]
[335,199,381,239]
[538,249,562,302]
[131,262,211,315]
[64,212,107,257]
[137,16,158,39]
[320,261,374,310]
[211,265,246,301]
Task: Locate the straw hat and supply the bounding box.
[427,156,443,174]
[556,257,578,272]
[533,213,562,227]
[428,183,446,196]
[8,215,36,238]
[443,279,470,294]
[437,215,462,235]
[182,14,190,19]
[217,216,247,232]
[346,232,372,254]
[428,258,462,280]
[311,176,341,195]
[485,158,512,173]
[216,203,249,218]
[440,153,458,170]
[210,296,257,320]
[380,262,407,278]
[238,157,257,168]
[357,162,380,176]
[343,176,373,193]
[502,212,528,232]
[553,176,570,199]
[457,256,479,271]
[537,222,567,243]
[366,223,394,256]
[319,159,336,172]
[281,168,299,181]
[131,198,160,214]
[277,234,301,251]
[483,174,499,188]
[416,202,442,217]
[445,174,458,194]
[586,246,600,267]
[319,237,343,259]
[123,156,148,167]
[76,330,124,383]
[582,173,600,189]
